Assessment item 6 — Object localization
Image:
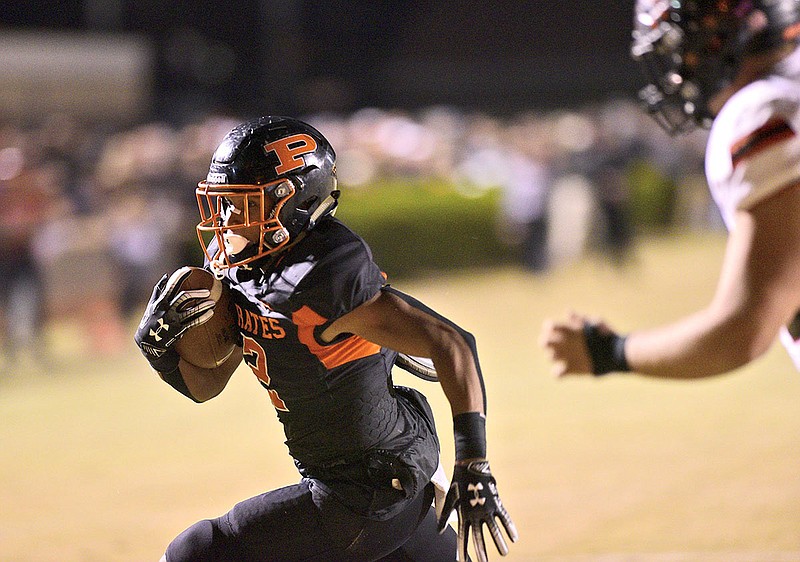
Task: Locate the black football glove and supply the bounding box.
[437,460,518,562]
[134,268,215,372]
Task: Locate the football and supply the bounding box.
[174,267,239,369]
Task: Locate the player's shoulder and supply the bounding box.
[707,72,800,177]
[303,218,374,261]
[705,69,800,223]
[283,217,381,290]
[712,74,800,148]
[290,218,384,318]
[309,217,365,243]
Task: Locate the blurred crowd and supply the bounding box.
[0,99,712,369]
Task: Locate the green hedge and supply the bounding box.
[335,179,514,279]
[187,173,679,279]
[626,159,678,230]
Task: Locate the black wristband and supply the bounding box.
[583,323,629,375]
[453,412,487,461]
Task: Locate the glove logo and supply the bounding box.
[140,342,165,358]
[467,482,485,507]
[436,460,518,560]
[149,318,170,342]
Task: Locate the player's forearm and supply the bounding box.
[624,308,770,379]
[429,329,485,416]
[336,286,488,413]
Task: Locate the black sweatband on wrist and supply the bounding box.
[453,412,487,461]
[583,323,629,375]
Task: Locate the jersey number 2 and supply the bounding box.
[242,335,289,411]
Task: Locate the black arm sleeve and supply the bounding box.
[382,285,487,413]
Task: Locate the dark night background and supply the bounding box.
[1,1,642,120]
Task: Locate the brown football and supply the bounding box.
[174,267,239,369]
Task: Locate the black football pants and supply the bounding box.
[165,479,460,561]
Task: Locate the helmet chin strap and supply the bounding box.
[310,193,339,223]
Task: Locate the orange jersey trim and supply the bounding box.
[292,305,380,369]
[731,117,796,169]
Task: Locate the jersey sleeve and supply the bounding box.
[293,236,385,324]
[706,78,800,222]
[734,113,800,210]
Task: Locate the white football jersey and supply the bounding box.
[705,46,800,370]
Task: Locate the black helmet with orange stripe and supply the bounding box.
[196,116,339,271]
[631,0,800,134]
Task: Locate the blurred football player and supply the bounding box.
[541,0,800,379]
[134,116,517,561]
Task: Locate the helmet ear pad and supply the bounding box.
[280,172,339,238]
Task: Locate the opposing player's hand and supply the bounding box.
[134,268,216,367]
[437,459,518,562]
[539,312,597,377]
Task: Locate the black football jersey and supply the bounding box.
[219,218,408,468]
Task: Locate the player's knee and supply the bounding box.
[164,518,226,562]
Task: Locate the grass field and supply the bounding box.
[2,231,800,562]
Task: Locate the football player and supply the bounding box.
[541,0,800,379]
[135,116,517,561]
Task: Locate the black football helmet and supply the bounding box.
[196,116,339,271]
[631,0,800,134]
